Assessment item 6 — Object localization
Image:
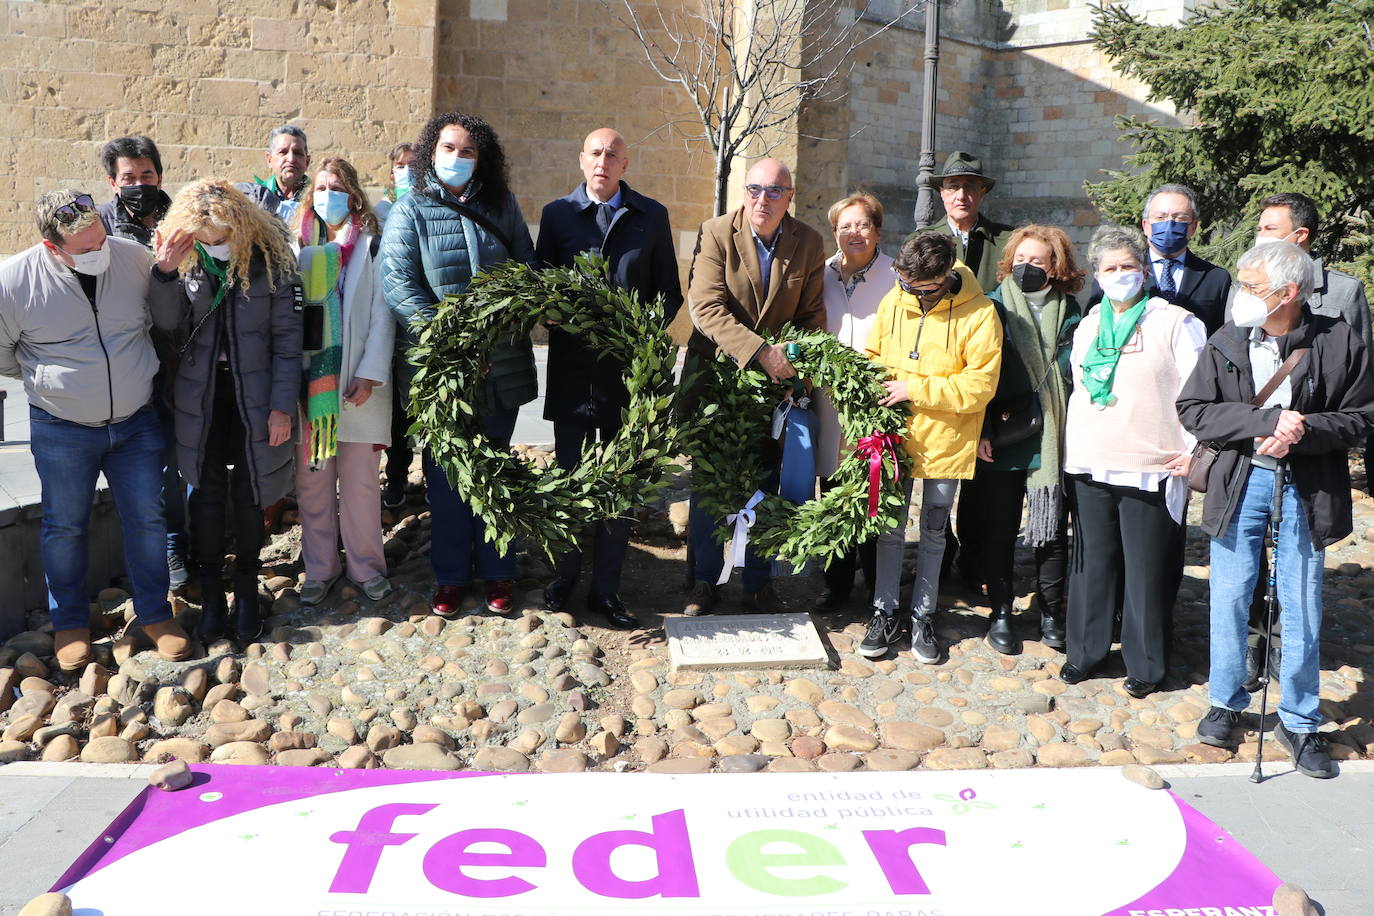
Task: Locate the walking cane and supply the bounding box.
[1250,460,1286,784]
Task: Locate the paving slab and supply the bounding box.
[667,612,830,670]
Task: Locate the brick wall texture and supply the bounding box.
[2,0,1187,263]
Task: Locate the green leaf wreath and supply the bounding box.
[408,252,683,559]
[685,326,912,569]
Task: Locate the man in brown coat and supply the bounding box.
[683,158,827,616]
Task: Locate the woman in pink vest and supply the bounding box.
[1060,224,1206,698]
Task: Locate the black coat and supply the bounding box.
[1176,309,1374,548]
[535,181,682,425]
[1086,249,1231,336]
[97,193,170,249]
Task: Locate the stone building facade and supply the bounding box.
[1,0,1192,261]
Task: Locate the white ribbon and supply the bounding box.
[717,490,767,586]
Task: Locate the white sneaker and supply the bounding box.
[298,575,339,606]
[359,575,394,601]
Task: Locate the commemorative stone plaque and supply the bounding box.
[665,613,829,671]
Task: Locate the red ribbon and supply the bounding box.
[855,432,902,517]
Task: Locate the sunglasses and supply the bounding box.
[53,194,96,225]
[745,184,792,201]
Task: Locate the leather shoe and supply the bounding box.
[232,575,264,645]
[683,581,718,617]
[1058,663,1090,685]
[144,619,194,662]
[985,608,1017,655]
[588,593,639,630]
[813,589,848,611]
[741,584,783,614]
[1243,642,1281,693]
[543,576,576,612]
[54,628,93,672]
[1039,611,1066,650]
[197,575,228,643]
[432,585,465,618]
[486,579,515,614]
[1122,677,1156,699]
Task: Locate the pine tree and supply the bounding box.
[1087,0,1374,286]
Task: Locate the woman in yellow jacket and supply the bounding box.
[859,232,1003,663]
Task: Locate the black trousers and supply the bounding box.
[189,364,265,579]
[384,354,414,488]
[552,418,631,597]
[972,466,1068,616]
[1066,475,1181,685]
[952,475,986,579]
[818,478,877,599]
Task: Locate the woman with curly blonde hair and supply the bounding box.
[150,178,302,644]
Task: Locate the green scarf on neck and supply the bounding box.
[1081,294,1148,407]
[1000,280,1068,546]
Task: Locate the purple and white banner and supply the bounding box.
[56,766,1279,916]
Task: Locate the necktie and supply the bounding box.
[595,202,615,238]
[1156,258,1177,302]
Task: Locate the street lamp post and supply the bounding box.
[912,0,941,229]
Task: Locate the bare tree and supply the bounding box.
[604,0,929,215]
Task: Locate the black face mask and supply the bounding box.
[1012,263,1049,293]
[118,184,162,219]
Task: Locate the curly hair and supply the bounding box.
[995,224,1086,294]
[412,111,510,212]
[160,178,297,290]
[291,157,380,239]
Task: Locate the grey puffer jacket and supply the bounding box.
[150,253,303,505]
[378,181,537,414]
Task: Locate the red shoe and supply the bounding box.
[432,585,465,618]
[486,579,514,614]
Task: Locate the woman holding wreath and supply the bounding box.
[1060,224,1205,698]
[290,157,395,606]
[379,111,537,618]
[971,225,1083,655]
[150,178,302,644]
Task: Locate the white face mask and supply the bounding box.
[69,240,111,276]
[1254,229,1298,247]
[201,242,231,261]
[1232,288,1283,328]
[1098,270,1144,304]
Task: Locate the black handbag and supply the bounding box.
[987,391,1044,449]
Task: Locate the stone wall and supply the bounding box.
[0,0,438,255]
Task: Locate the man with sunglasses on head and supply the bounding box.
[681,158,826,616]
[0,190,193,672]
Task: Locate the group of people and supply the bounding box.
[2,117,1369,781]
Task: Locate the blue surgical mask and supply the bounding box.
[434,153,475,189]
[1149,219,1191,256]
[313,189,351,227]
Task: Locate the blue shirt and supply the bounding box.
[586,186,623,210]
[752,225,783,298]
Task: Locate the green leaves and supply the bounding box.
[409,252,683,559]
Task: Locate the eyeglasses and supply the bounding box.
[1149,212,1194,223]
[1235,282,1279,297]
[745,184,792,200]
[837,220,876,233]
[52,194,96,225]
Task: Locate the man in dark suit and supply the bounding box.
[682,157,827,616]
[1139,183,1231,335]
[536,128,683,629]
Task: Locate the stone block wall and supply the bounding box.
[0,0,438,255]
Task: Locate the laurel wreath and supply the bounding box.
[408,252,683,559]
[686,327,912,568]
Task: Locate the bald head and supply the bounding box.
[580,128,629,202]
[743,158,795,242]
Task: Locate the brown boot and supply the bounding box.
[683,581,718,617]
[143,619,194,662]
[54,628,93,672]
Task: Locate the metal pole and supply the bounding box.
[1250,461,1285,784]
[912,0,941,229]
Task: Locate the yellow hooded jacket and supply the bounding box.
[864,261,1003,480]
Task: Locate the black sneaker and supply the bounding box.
[1197,706,1240,748]
[167,552,189,592]
[1274,724,1336,779]
[910,613,940,664]
[382,479,407,509]
[858,610,904,658]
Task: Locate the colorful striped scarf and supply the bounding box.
[298,211,357,468]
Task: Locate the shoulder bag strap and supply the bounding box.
[1250,347,1310,407]
[431,195,514,254]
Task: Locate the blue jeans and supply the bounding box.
[1209,464,1324,732]
[424,408,519,586]
[30,404,172,632]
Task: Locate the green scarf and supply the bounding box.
[1081,294,1148,407]
[299,217,354,467]
[1000,280,1068,545]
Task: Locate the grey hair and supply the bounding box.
[268,124,309,154]
[35,188,98,245]
[1087,224,1148,272]
[1236,240,1316,302]
[1142,183,1198,220]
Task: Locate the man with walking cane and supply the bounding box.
[1177,241,1374,779]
